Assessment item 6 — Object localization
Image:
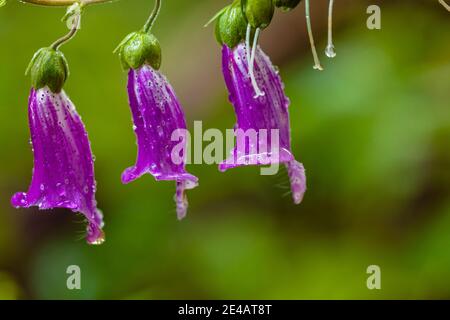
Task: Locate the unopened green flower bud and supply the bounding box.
[26,47,69,93]
[273,0,302,12]
[242,0,275,29]
[217,0,247,48]
[115,31,162,70]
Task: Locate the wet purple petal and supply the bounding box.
[220,43,307,204]
[287,160,307,204]
[123,65,198,218]
[12,88,104,244]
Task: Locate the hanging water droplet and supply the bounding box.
[325,44,336,58]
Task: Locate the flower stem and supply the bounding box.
[50,9,80,50]
[143,0,162,33]
[439,0,450,11]
[305,0,323,71]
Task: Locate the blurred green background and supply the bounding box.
[0,0,449,299]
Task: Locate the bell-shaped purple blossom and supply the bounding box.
[122,65,198,219]
[219,43,306,204]
[12,88,105,245]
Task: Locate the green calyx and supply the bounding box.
[26,47,69,93]
[273,0,302,12]
[213,0,247,48]
[114,31,161,70]
[242,0,274,29]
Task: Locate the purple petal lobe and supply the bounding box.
[12,88,104,244]
[175,181,187,220]
[286,160,306,204]
[220,43,307,204]
[124,65,198,217]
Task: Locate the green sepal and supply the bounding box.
[26,47,69,93]
[115,31,161,70]
[242,0,275,29]
[0,0,6,8]
[215,18,222,44]
[273,0,302,12]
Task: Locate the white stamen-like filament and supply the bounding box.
[246,24,265,99]
[325,0,336,58]
[250,28,265,98]
[439,0,450,11]
[246,24,252,69]
[305,0,323,70]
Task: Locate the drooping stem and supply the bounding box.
[19,0,114,6]
[325,0,336,58]
[439,0,450,11]
[305,0,323,70]
[143,0,162,33]
[50,7,80,50]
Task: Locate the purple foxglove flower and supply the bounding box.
[219,43,306,204]
[12,88,105,245]
[122,65,198,219]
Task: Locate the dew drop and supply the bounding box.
[325,44,336,58]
